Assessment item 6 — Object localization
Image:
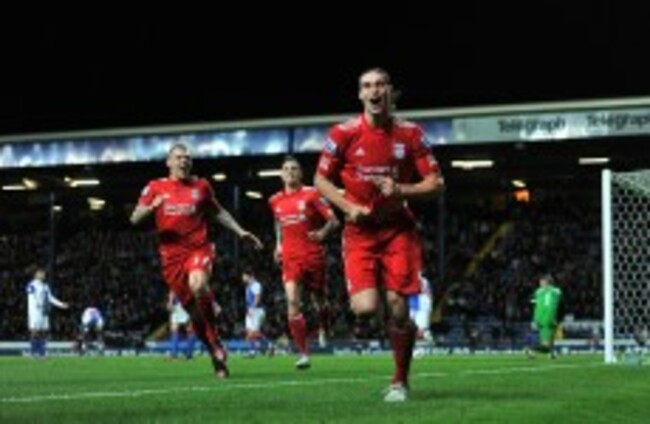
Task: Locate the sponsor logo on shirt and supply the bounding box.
[279,214,306,226]
[354,147,365,157]
[164,203,196,216]
[355,165,395,181]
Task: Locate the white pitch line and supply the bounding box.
[1,362,600,404]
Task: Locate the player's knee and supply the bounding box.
[390,314,410,329]
[287,303,301,318]
[387,299,407,318]
[188,279,207,295]
[351,302,378,317]
[286,294,301,309]
[350,289,380,316]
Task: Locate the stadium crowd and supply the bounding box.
[0,191,602,347]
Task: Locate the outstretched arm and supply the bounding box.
[130,195,167,225]
[48,291,69,310]
[216,208,263,249]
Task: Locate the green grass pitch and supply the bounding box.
[1,353,648,423]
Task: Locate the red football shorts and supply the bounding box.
[282,255,326,292]
[162,245,215,305]
[343,225,422,297]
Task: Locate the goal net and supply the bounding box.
[602,169,650,364]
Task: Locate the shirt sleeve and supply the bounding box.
[203,180,222,213]
[311,191,336,220]
[316,125,347,179]
[137,181,156,207]
[411,127,441,178]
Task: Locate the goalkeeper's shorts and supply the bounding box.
[537,323,557,344]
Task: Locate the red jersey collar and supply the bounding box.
[361,113,394,134]
[283,184,303,196]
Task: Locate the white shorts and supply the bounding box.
[28,313,49,331]
[82,316,105,332]
[410,296,432,332]
[171,307,190,325]
[412,310,431,332]
[245,308,266,333]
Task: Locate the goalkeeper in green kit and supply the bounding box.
[527,273,563,359]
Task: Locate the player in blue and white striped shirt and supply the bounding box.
[242,268,269,357]
[26,268,69,357]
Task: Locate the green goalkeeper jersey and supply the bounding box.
[533,285,562,325]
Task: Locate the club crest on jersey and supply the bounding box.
[393,143,405,159]
[298,200,306,211]
[191,189,199,200]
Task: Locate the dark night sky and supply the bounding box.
[1,3,648,137]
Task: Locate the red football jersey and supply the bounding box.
[316,114,440,226]
[269,185,335,260]
[138,176,221,262]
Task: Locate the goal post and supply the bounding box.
[602,169,614,363]
[602,169,650,364]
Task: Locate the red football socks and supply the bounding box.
[289,314,308,355]
[389,321,416,386]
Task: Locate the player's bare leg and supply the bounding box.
[188,270,228,378]
[350,288,384,341]
[351,288,410,401]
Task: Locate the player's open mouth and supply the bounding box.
[370,97,382,105]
